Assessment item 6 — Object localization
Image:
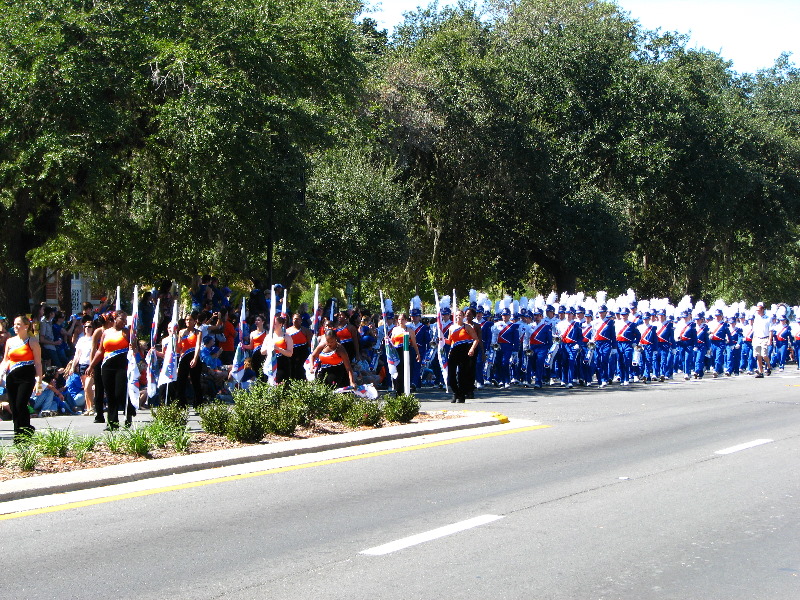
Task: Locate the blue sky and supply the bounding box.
[362,0,799,74]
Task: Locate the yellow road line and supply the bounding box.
[0,424,551,521]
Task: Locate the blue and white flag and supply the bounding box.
[126,286,140,410]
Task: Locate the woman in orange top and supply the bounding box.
[334,311,360,362]
[260,315,294,383]
[389,313,421,394]
[176,311,203,408]
[286,312,313,380]
[87,310,134,429]
[244,314,268,380]
[447,309,479,403]
[309,328,356,388]
[1,315,43,439]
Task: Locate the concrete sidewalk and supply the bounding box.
[0,411,509,503]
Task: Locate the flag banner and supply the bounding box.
[333,383,378,399]
[304,356,319,381]
[158,336,178,386]
[434,289,448,387]
[126,285,140,409]
[146,348,159,398]
[232,297,247,383]
[379,290,397,380]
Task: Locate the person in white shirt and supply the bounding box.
[751,302,773,377]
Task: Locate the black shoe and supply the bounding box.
[93,417,106,424]
[457,398,465,403]
[755,372,764,378]
[104,422,119,431]
[451,396,457,403]
[766,368,772,376]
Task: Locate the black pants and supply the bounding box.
[275,355,291,384]
[290,344,310,381]
[176,353,203,408]
[93,361,106,418]
[101,353,128,426]
[317,364,347,388]
[251,350,265,381]
[6,364,35,436]
[448,343,472,401]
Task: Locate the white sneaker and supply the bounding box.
[566,383,573,389]
[622,381,629,386]
[475,381,483,389]
[503,383,511,389]
[633,376,640,383]
[600,382,607,388]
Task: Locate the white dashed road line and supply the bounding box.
[360,514,504,556]
[715,439,773,455]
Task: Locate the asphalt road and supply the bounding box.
[2,371,798,600]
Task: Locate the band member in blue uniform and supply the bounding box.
[614,307,638,386]
[592,305,615,388]
[410,307,430,389]
[524,308,551,389]
[740,314,755,374]
[577,307,594,385]
[693,312,709,378]
[726,314,742,376]
[653,309,674,381]
[492,308,520,388]
[792,316,800,371]
[556,307,583,388]
[773,314,791,371]
[675,310,696,379]
[707,309,733,376]
[639,311,658,382]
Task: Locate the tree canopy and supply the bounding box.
[1,0,799,314]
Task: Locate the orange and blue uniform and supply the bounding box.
[6,337,34,372]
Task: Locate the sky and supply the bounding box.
[361,0,800,74]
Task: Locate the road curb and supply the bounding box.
[0,412,505,503]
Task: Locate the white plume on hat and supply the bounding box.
[384,298,393,313]
[502,295,512,310]
[584,297,597,314]
[676,295,692,313]
[558,291,569,304]
[410,296,422,312]
[596,290,607,305]
[574,292,585,306]
[534,295,545,310]
[512,300,520,315]
[519,296,529,311]
[638,299,650,313]
[694,300,707,314]
[438,296,450,313]
[495,299,501,313]
[469,289,477,304]
[546,291,558,306]
[476,292,488,311]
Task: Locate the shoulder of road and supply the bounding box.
[0,411,510,503]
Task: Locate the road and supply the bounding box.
[1,372,798,599]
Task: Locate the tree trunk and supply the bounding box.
[0,226,32,316]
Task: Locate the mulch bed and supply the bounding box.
[0,411,465,481]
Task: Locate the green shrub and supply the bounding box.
[72,435,100,462]
[344,398,383,428]
[197,401,231,435]
[0,445,13,467]
[103,431,123,453]
[15,444,40,471]
[122,427,152,457]
[226,391,270,443]
[172,428,192,453]
[152,403,189,431]
[327,392,355,422]
[266,400,303,436]
[144,421,173,448]
[284,380,334,424]
[36,427,75,457]
[384,393,420,423]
